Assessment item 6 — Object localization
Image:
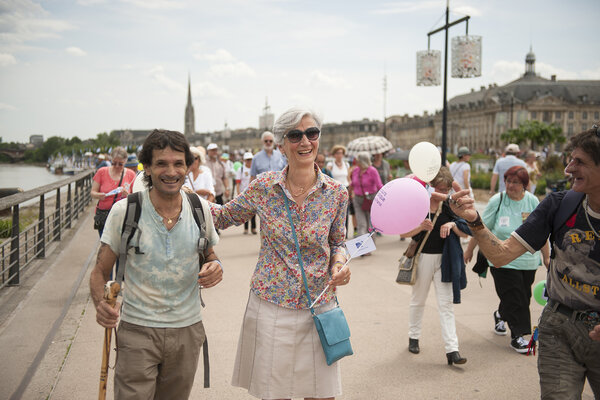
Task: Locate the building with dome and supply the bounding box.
[386,49,600,153]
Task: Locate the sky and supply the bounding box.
[1,0,599,143]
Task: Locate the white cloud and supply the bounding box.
[0,103,17,111]
[144,66,185,91]
[196,48,236,63]
[489,59,600,83]
[0,53,17,66]
[120,0,186,10]
[371,1,440,14]
[66,46,87,56]
[0,0,74,45]
[371,1,481,16]
[208,61,256,78]
[489,60,523,84]
[306,70,351,89]
[76,0,107,5]
[195,81,232,99]
[195,48,256,78]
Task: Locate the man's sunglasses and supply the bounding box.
[593,124,600,138]
[283,127,321,143]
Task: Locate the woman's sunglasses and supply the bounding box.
[283,127,321,143]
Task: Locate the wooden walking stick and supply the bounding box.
[98,280,120,400]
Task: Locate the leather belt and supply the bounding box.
[548,299,600,330]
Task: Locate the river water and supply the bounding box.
[0,164,66,191]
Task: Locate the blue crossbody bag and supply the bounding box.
[284,196,353,365]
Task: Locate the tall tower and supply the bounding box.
[184,75,195,137]
[524,47,536,77]
[258,97,274,131]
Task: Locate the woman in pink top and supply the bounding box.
[90,147,136,236]
[350,151,383,238]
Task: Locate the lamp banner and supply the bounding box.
[416,50,441,86]
[451,35,482,78]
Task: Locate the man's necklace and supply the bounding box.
[584,196,600,239]
[157,207,181,224]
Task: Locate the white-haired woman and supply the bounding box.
[183,146,216,202]
[210,107,351,400]
[349,151,383,241]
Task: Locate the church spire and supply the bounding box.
[524,46,536,77]
[184,74,195,137]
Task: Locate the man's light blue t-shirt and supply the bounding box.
[102,189,219,328]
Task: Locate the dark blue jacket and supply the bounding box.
[441,218,471,304]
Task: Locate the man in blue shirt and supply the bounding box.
[250,131,286,181]
[490,143,527,194]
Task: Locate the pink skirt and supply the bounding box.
[232,291,342,399]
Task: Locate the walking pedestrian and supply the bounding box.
[443,126,600,399]
[350,151,383,242]
[464,166,550,353]
[210,107,351,400]
[90,129,223,399]
[490,143,527,195]
[401,167,471,364]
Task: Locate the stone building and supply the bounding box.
[386,50,600,153]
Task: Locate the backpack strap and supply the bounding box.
[116,192,143,293]
[184,192,211,388]
[550,190,585,258]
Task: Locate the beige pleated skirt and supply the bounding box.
[232,291,342,399]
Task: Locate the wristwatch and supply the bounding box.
[467,211,486,232]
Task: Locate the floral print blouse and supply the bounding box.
[209,166,349,309]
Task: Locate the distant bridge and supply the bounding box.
[0,149,26,162]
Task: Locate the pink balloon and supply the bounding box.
[370,178,430,235]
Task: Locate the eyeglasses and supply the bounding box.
[593,124,599,138]
[283,127,321,143]
[263,140,273,144]
[112,162,124,166]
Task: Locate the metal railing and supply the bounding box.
[0,170,94,289]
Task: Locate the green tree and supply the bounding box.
[501,120,566,150]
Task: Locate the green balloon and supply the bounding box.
[233,161,242,172]
[533,280,547,306]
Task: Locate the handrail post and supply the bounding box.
[9,204,20,285]
[37,194,45,258]
[54,188,61,241]
[67,183,72,229]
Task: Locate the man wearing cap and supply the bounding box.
[206,143,229,205]
[235,152,257,234]
[490,143,527,194]
[450,146,473,198]
[250,131,286,181]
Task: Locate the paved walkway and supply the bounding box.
[0,204,594,399]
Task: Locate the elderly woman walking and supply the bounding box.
[350,151,383,240]
[464,165,550,353]
[210,107,351,400]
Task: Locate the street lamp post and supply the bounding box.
[427,1,470,165]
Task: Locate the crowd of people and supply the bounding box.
[88,117,599,400]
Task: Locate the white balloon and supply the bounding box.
[409,142,441,182]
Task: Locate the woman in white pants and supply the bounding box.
[401,167,471,365]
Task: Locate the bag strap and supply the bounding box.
[117,192,143,292]
[415,201,443,255]
[284,196,330,315]
[112,169,125,205]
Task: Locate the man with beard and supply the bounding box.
[250,131,286,181]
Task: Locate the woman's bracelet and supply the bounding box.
[332,260,345,269]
